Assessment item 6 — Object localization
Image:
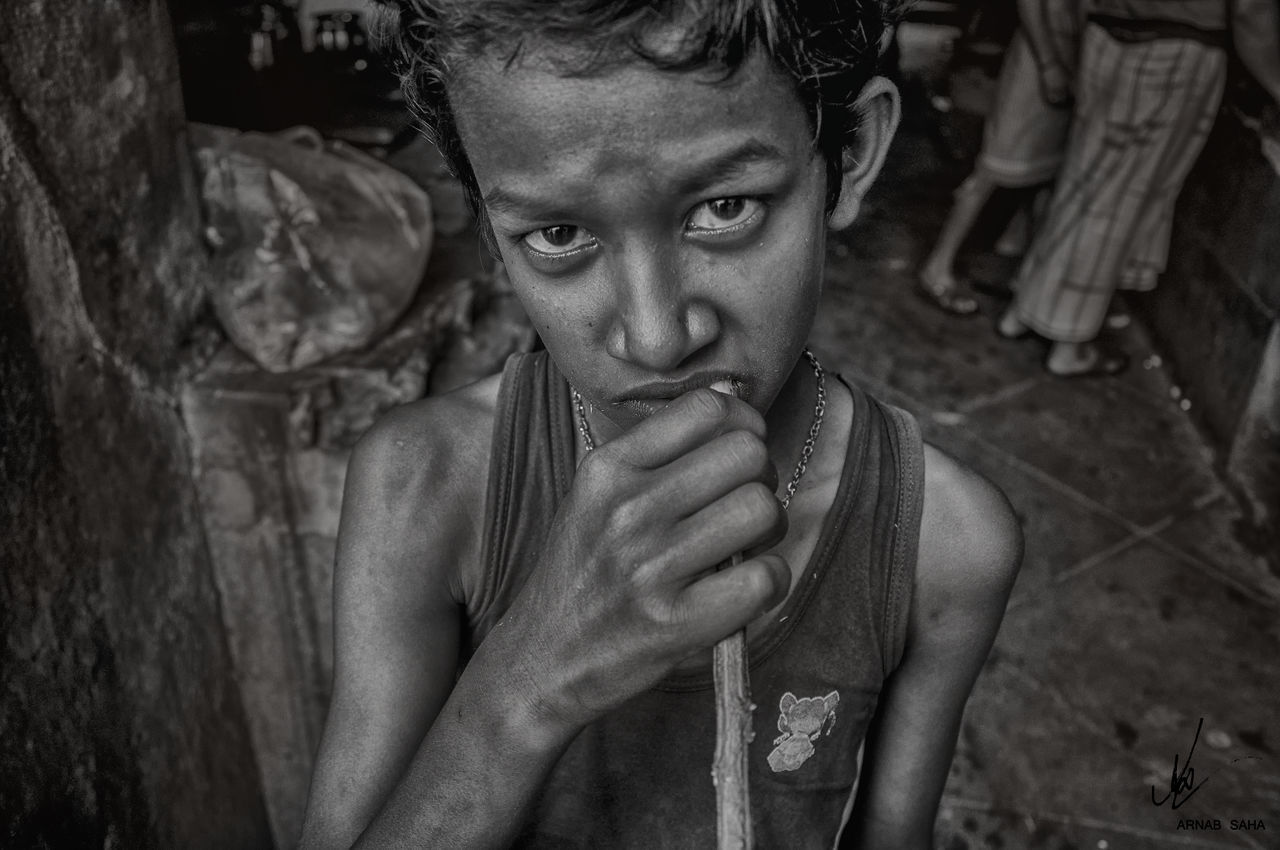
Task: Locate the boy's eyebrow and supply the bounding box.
[481,138,789,217]
[482,185,563,218]
[675,138,790,194]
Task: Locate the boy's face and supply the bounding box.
[450,44,839,430]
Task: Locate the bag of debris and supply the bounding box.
[192,123,433,373]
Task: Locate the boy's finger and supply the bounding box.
[652,429,779,518]
[609,388,765,469]
[673,554,792,645]
[665,482,788,579]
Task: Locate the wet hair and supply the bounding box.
[375,1,899,243]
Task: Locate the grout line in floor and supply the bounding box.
[1141,531,1280,610]
[1003,534,1145,614]
[953,375,1043,415]
[1102,499,1279,609]
[954,425,1144,531]
[1013,505,1279,610]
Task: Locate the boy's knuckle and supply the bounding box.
[743,482,779,518]
[765,554,790,589]
[627,551,668,591]
[638,589,673,624]
[577,448,609,482]
[606,493,647,537]
[740,563,773,605]
[725,429,766,469]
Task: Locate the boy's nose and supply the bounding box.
[606,245,717,373]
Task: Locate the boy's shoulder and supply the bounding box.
[343,371,505,576]
[354,370,503,482]
[915,443,1023,620]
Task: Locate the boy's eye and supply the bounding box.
[522,225,597,256]
[686,197,763,234]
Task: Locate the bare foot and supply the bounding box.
[1104,310,1131,330]
[996,309,1029,339]
[1119,265,1158,291]
[917,265,978,316]
[1045,341,1128,378]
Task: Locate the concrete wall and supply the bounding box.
[1143,73,1280,561]
[0,2,271,847]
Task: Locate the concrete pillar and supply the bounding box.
[0,2,271,846]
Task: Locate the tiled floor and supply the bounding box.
[812,41,1280,849]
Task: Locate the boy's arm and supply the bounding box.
[298,387,574,849]
[300,385,790,849]
[1231,0,1280,107]
[841,445,1022,848]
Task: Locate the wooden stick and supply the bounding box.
[710,381,753,849]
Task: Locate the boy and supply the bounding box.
[300,2,1022,847]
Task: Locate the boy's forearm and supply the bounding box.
[352,629,580,849]
[1233,0,1280,106]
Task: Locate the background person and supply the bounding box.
[918,0,1081,315]
[998,0,1280,376]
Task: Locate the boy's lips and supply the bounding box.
[612,372,744,415]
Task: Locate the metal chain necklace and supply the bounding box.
[570,348,826,510]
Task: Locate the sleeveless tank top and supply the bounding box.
[465,351,924,849]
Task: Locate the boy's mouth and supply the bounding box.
[613,373,745,417]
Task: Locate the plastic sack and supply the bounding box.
[192,123,433,372]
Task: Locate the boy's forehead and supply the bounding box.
[448,46,816,203]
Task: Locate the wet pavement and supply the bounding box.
[809,26,1280,850]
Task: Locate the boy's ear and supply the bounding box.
[827,76,901,231]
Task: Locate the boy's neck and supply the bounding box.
[763,353,825,496]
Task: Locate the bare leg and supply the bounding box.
[995,184,1052,257]
[918,173,996,315]
[1029,184,1051,227]
[994,201,1031,257]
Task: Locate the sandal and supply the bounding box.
[1105,311,1132,330]
[1045,350,1129,379]
[916,275,978,316]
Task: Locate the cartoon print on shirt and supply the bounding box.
[767,690,840,772]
